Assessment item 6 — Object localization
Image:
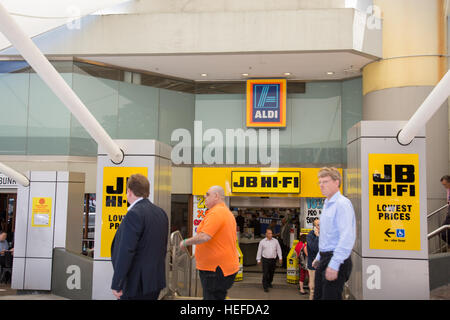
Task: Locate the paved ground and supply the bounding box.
[0,270,447,300]
[430,283,450,300]
[228,272,311,300]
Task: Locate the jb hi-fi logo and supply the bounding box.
[105,177,129,208]
[372,165,416,197]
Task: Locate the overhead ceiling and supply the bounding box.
[81,50,374,82]
[0,1,378,82]
[0,0,132,51]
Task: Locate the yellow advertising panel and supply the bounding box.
[231,171,300,193]
[100,167,148,258]
[31,197,52,227]
[368,154,420,251]
[192,167,342,197]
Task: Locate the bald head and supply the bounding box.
[210,185,225,199]
[205,185,225,209]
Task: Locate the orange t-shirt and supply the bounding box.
[195,202,239,276]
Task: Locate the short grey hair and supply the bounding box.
[318,167,341,187]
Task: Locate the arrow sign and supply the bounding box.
[384,228,395,238]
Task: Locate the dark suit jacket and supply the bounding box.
[111,198,168,298]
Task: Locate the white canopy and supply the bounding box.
[0,0,132,51]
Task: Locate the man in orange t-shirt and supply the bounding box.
[180,185,239,300]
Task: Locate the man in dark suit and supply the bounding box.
[111,174,169,300]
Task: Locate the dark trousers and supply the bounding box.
[280,243,288,268]
[121,290,160,300]
[199,266,237,300]
[262,257,277,289]
[313,251,352,300]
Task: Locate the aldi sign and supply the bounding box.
[246,79,286,127]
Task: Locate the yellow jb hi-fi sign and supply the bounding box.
[231,171,300,193]
[100,166,148,258]
[368,154,420,251]
[192,167,342,197]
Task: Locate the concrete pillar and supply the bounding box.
[362,0,449,240]
[92,139,172,300]
[12,171,85,291]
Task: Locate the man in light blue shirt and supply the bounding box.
[0,232,9,254]
[312,167,356,300]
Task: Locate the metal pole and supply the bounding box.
[0,3,124,164]
[397,69,450,145]
[0,162,29,187]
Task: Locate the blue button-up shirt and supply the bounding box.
[315,191,356,271]
[0,240,8,253]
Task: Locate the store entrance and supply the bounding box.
[0,193,16,244]
[230,197,301,275]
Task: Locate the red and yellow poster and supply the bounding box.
[32,197,52,227]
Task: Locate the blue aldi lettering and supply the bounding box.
[252,84,281,122]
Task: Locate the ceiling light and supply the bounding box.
[242,73,249,77]
[283,72,291,76]
[327,71,335,75]
[201,73,207,77]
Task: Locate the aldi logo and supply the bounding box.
[247,79,286,127]
[255,84,279,109]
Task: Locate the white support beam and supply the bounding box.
[0,162,29,187]
[0,0,132,51]
[0,2,124,164]
[397,69,450,146]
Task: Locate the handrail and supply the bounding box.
[427,204,449,219]
[427,224,450,239]
[170,231,193,258]
[169,230,196,297]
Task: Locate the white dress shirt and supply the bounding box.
[256,237,282,262]
[127,197,144,212]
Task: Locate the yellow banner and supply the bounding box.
[231,171,300,193]
[100,167,148,258]
[192,167,342,197]
[368,154,420,251]
[32,197,52,227]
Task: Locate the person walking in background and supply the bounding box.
[439,175,450,244]
[0,231,11,266]
[180,186,239,300]
[111,174,169,300]
[306,218,320,300]
[235,211,245,234]
[269,219,278,235]
[257,228,282,292]
[295,234,308,295]
[279,217,290,268]
[312,167,356,300]
[249,214,261,238]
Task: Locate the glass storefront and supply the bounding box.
[0,60,362,167]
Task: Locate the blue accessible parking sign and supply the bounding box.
[396,229,405,238]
